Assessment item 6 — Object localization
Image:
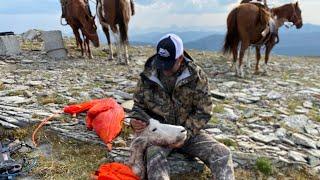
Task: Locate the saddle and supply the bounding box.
[60,0,91,24]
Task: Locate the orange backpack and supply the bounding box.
[93,163,140,180]
[64,98,125,150]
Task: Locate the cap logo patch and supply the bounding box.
[158,48,170,58]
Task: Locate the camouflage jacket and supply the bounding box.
[132,51,212,137]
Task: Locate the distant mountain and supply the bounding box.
[130,31,215,45]
[185,23,320,56]
[98,23,320,56]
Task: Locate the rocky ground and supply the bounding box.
[0,39,320,179]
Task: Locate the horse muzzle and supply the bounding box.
[295,20,303,29]
[93,41,100,47]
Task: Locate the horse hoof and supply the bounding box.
[262,72,269,76]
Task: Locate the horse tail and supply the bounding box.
[116,0,129,44]
[223,8,239,55]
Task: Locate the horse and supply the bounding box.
[97,0,135,64]
[64,0,99,59]
[223,2,303,77]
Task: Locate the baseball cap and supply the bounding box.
[155,34,184,70]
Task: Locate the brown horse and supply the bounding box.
[223,2,303,77]
[97,0,134,64]
[64,0,99,59]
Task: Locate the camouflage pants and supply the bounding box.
[145,131,235,180]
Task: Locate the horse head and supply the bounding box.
[83,13,100,47]
[289,1,303,29]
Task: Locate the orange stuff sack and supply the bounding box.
[94,163,140,180]
[63,99,107,115]
[86,98,125,150]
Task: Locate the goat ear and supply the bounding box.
[295,1,299,7]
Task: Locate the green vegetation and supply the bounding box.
[209,115,219,124]
[255,157,273,176]
[8,90,25,96]
[218,138,238,148]
[37,94,69,105]
[309,109,320,122]
[287,98,302,113]
[212,104,225,113]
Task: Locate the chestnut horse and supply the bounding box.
[97,0,135,64]
[223,2,303,77]
[64,0,99,59]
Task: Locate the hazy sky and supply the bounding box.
[0,0,319,34]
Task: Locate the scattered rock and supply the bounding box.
[121,100,134,110]
[267,91,282,100]
[291,133,317,149]
[222,81,238,88]
[275,128,287,138]
[259,112,274,119]
[295,107,309,114]
[282,115,309,132]
[26,81,43,86]
[303,101,313,109]
[250,133,279,144]
[288,151,307,163]
[223,108,239,121]
[210,90,227,100]
[206,128,222,134]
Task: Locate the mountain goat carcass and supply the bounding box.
[128,119,187,179]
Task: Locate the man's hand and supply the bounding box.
[130,119,147,133]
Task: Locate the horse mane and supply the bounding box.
[270,3,293,18]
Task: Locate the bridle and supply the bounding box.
[289,3,302,27]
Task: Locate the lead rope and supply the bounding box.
[32,110,64,147]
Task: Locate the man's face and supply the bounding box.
[163,56,184,77]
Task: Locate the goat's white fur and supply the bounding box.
[128,119,187,179]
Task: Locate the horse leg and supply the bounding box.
[102,26,114,60]
[238,41,250,78]
[245,46,252,75]
[254,46,261,75]
[86,38,93,59]
[82,32,87,57]
[114,32,122,64]
[263,43,275,75]
[123,43,129,65]
[72,27,84,57]
[246,46,251,69]
[230,47,238,72]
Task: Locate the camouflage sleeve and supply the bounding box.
[185,68,212,136]
[131,78,152,123]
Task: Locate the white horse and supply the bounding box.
[128,119,187,179]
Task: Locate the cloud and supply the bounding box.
[135,0,235,14]
[0,0,319,34]
[0,0,60,14]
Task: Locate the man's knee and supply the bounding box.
[198,141,233,169]
[207,143,234,180]
[145,146,171,180]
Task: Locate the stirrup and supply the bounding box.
[60,17,68,26]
